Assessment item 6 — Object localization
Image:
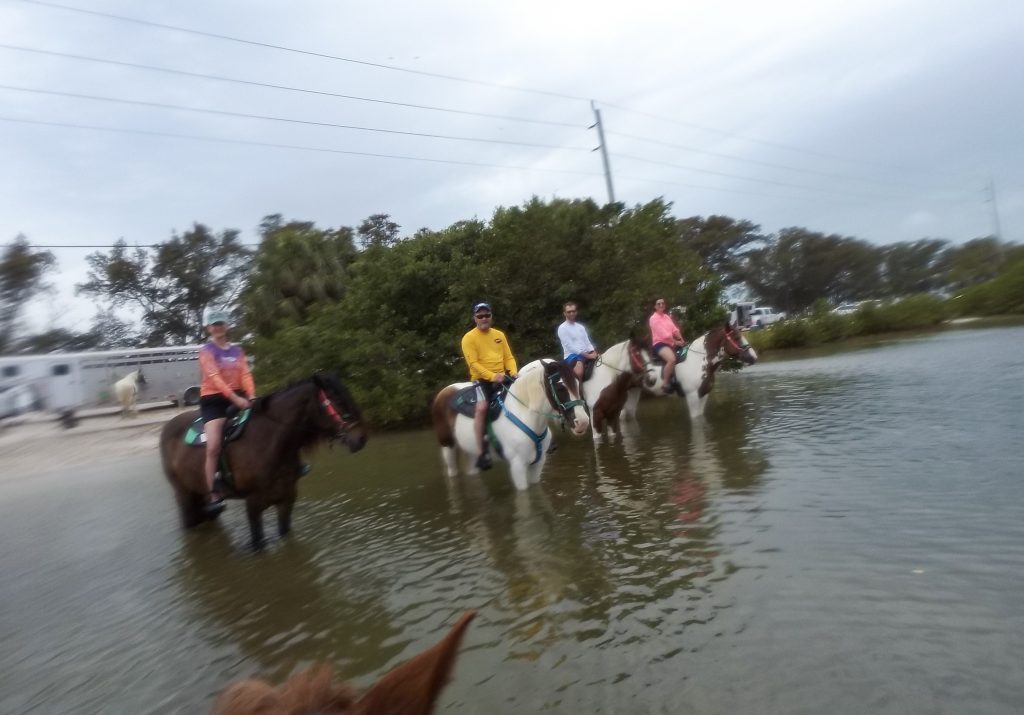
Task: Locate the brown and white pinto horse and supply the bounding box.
[582,337,659,439]
[211,611,475,715]
[431,359,589,490]
[634,321,757,419]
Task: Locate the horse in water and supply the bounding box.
[582,336,660,439]
[160,371,367,550]
[431,359,589,490]
[114,369,145,417]
[212,611,475,715]
[638,321,757,419]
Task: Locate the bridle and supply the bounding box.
[544,367,586,424]
[317,388,360,439]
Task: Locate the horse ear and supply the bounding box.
[354,611,475,715]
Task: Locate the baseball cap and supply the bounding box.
[472,302,491,314]
[203,308,230,325]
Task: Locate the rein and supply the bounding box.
[493,362,583,464]
[254,382,358,438]
[496,392,548,465]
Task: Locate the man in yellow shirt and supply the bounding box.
[461,301,518,470]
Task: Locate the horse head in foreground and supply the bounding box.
[160,371,368,550]
[642,321,757,419]
[211,611,475,715]
[114,369,146,418]
[431,359,589,490]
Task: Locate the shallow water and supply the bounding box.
[1,325,1022,714]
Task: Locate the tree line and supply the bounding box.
[4,197,1021,425]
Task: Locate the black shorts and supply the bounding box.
[473,380,500,405]
[652,342,673,355]
[199,392,245,422]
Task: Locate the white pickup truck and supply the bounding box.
[747,306,786,328]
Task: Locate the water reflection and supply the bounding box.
[173,525,401,683]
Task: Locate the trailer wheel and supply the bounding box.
[182,386,201,406]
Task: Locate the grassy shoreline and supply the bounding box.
[745,313,1024,361]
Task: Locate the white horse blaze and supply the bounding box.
[438,359,589,491]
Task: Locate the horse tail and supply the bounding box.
[431,386,458,447]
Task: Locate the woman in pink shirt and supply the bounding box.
[649,298,686,393]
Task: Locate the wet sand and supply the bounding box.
[0,406,189,481]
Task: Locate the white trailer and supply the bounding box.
[0,345,204,415]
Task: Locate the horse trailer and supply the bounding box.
[0,345,204,415]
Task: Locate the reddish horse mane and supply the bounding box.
[211,611,475,715]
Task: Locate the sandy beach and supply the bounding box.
[0,405,189,481]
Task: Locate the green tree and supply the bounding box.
[944,237,1009,289]
[0,235,56,353]
[77,224,252,345]
[742,228,882,313]
[357,214,401,249]
[675,214,766,286]
[242,215,357,338]
[880,239,950,297]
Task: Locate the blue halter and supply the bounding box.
[495,393,549,465]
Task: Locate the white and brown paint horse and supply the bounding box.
[114,369,146,417]
[431,359,590,490]
[583,337,660,439]
[634,321,757,419]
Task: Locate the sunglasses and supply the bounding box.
[475,313,492,319]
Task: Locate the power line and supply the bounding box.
[13,0,593,102]
[0,84,591,152]
[605,129,946,192]
[0,115,603,175]
[0,43,581,129]
[12,0,965,184]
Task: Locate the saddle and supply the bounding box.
[183,407,253,446]
[580,359,596,382]
[448,385,506,422]
[651,344,689,365]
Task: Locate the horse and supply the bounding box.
[211,611,475,715]
[159,371,368,550]
[582,336,660,439]
[635,320,757,419]
[430,359,590,491]
[113,369,146,417]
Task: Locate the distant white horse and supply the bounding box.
[582,337,660,439]
[114,369,146,418]
[632,322,757,419]
[431,359,590,490]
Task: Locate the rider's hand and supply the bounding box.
[491,372,506,384]
[233,396,251,409]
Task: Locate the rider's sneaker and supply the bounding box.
[204,496,226,516]
[475,452,493,471]
[299,463,312,476]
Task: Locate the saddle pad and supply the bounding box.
[183,408,252,446]
[448,386,503,422]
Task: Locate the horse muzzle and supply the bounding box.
[344,428,368,453]
[569,408,590,436]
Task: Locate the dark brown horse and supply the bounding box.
[160,371,367,549]
[211,611,475,715]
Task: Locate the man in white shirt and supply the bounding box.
[557,302,599,381]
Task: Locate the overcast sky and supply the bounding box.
[2,0,1022,334]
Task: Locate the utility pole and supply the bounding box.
[986,178,1003,242]
[590,101,615,204]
